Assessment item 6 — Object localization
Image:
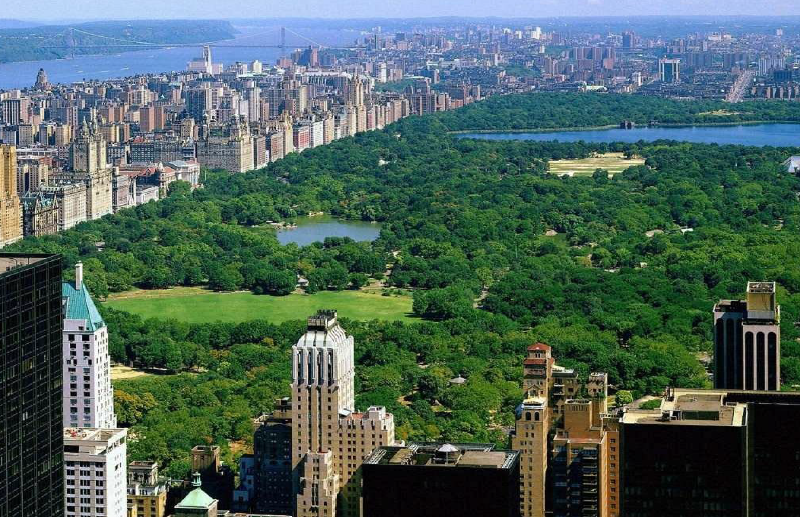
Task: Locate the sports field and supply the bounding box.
[548,153,645,177]
[104,287,415,324]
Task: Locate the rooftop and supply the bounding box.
[62,279,105,331]
[0,254,51,276]
[364,442,518,470]
[621,389,747,427]
[747,281,775,294]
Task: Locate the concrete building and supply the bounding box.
[64,427,128,517]
[658,58,681,83]
[0,254,65,517]
[0,145,23,247]
[127,461,168,517]
[362,443,521,517]
[713,281,780,390]
[251,399,293,515]
[62,261,116,429]
[66,121,114,220]
[196,118,254,173]
[16,155,50,194]
[292,310,396,517]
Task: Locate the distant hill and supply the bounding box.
[0,19,40,29]
[0,19,236,64]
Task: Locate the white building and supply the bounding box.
[64,428,128,517]
[63,262,116,429]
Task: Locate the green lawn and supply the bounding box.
[548,152,646,177]
[104,287,415,324]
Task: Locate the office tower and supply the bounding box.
[0,145,22,247]
[713,281,780,391]
[128,461,168,517]
[63,261,116,428]
[622,31,636,49]
[621,389,749,517]
[0,253,64,517]
[174,474,218,517]
[64,428,128,517]
[292,310,396,517]
[362,443,521,517]
[186,88,212,122]
[658,58,681,83]
[252,398,293,515]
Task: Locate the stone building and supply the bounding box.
[127,461,168,517]
[292,310,396,517]
[64,120,114,220]
[0,145,22,246]
[21,190,59,237]
[39,182,87,231]
[196,117,254,173]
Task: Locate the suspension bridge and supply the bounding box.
[40,26,362,56]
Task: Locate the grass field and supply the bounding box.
[104,287,415,324]
[548,152,645,177]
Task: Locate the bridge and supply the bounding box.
[40,26,363,55]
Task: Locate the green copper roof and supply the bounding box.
[175,487,216,509]
[62,281,105,331]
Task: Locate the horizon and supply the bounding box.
[5,0,800,23]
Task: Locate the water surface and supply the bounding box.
[457,124,800,147]
[277,217,381,246]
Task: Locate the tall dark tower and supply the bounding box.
[0,253,64,517]
[713,281,780,391]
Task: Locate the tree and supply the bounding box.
[615,390,633,407]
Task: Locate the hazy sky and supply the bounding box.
[9,0,800,21]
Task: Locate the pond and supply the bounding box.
[456,123,800,147]
[276,216,382,246]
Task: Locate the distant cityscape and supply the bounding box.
[3,14,800,517]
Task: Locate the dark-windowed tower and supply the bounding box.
[713,281,780,391]
[0,253,64,517]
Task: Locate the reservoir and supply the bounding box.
[457,123,800,147]
[277,217,382,247]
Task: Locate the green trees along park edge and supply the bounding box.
[13,91,800,474]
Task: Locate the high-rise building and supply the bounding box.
[35,68,49,89]
[0,253,64,517]
[658,58,681,83]
[362,443,521,517]
[252,398,293,515]
[62,261,116,428]
[64,428,128,517]
[0,145,23,247]
[713,281,780,391]
[65,121,113,220]
[292,310,396,517]
[620,389,749,517]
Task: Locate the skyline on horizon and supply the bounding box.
[6,0,800,23]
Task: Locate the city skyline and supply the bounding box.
[7,0,800,22]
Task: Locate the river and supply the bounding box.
[0,26,360,90]
[276,216,382,247]
[456,123,800,147]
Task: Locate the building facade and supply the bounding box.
[362,443,521,517]
[252,398,293,515]
[292,310,396,517]
[0,145,22,247]
[713,281,780,391]
[0,253,64,517]
[64,428,128,517]
[127,461,168,517]
[21,190,59,237]
[62,262,116,429]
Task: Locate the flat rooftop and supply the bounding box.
[0,254,50,275]
[621,389,747,427]
[364,443,518,470]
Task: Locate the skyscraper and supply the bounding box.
[63,427,128,517]
[658,58,681,83]
[713,282,780,391]
[62,261,116,428]
[292,310,395,517]
[0,145,23,247]
[0,253,64,517]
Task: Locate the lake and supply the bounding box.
[277,217,382,246]
[457,124,800,147]
[0,26,359,90]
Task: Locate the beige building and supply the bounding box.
[292,310,395,517]
[196,117,254,173]
[127,461,167,517]
[21,191,59,237]
[39,182,87,231]
[0,145,22,247]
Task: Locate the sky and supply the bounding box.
[7,0,800,21]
